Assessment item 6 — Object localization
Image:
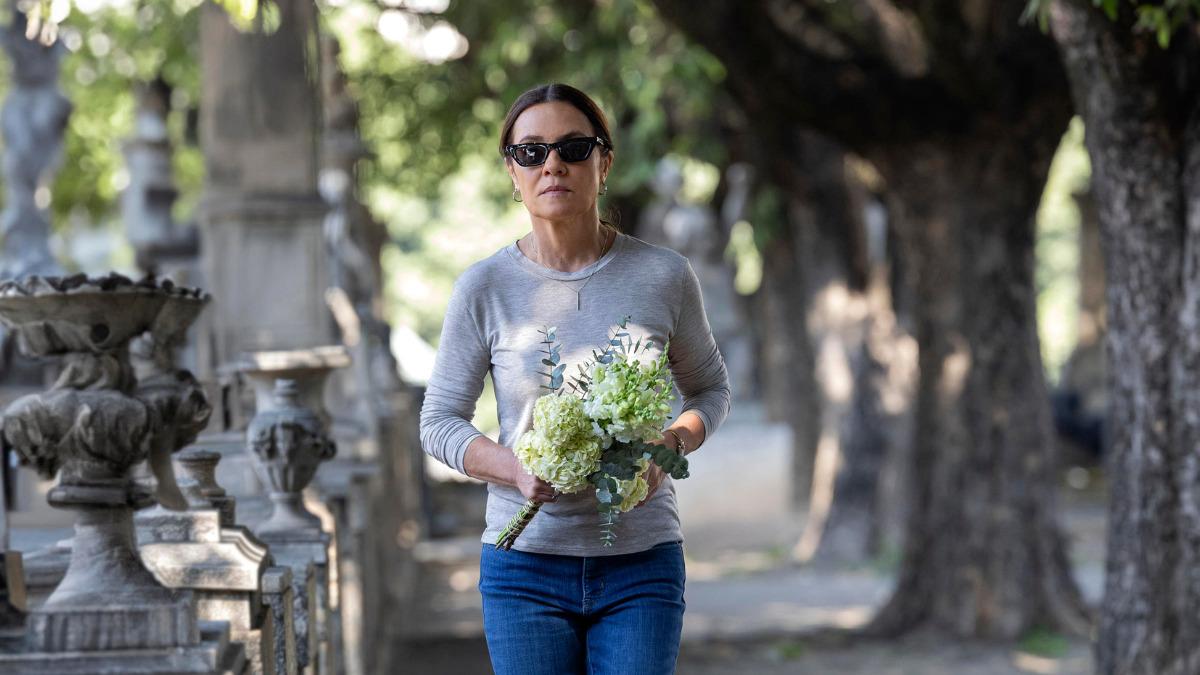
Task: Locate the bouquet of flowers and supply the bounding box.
[495,316,690,549]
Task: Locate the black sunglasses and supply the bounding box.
[504,136,609,167]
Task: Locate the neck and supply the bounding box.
[521,218,612,272]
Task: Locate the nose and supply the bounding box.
[542,149,567,175]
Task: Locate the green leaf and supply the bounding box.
[541,358,555,366]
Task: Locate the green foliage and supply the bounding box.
[325,0,728,344]
[1036,117,1090,384]
[0,0,726,347]
[1024,0,1200,47]
[769,639,808,661]
[1018,626,1071,658]
[747,183,785,251]
[48,2,201,228]
[332,0,726,203]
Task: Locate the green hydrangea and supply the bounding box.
[583,349,674,447]
[513,393,602,494]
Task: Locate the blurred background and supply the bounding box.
[3,0,1190,673]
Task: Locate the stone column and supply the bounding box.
[196,0,333,379]
[0,274,242,673]
[136,449,275,674]
[121,78,200,283]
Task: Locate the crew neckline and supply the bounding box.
[505,231,626,281]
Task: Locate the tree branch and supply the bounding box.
[653,0,1065,151]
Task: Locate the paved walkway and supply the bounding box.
[391,410,1106,673]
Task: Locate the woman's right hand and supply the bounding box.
[515,470,558,503]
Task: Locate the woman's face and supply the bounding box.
[506,101,613,224]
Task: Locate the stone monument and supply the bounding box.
[0,274,242,673]
[0,11,69,281]
[237,346,348,674]
[196,0,334,379]
[135,449,279,674]
[0,8,70,404]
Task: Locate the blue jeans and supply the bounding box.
[479,541,686,675]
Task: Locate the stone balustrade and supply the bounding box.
[0,277,399,675]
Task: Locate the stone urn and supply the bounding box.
[246,378,337,537]
[236,345,350,426]
[0,274,208,653]
[234,346,347,539]
[129,284,211,510]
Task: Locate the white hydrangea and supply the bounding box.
[582,349,674,447]
[513,393,602,494]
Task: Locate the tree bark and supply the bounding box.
[862,139,1090,638]
[782,134,900,564]
[1049,3,1200,672]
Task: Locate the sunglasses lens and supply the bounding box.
[559,140,594,162]
[512,145,548,166]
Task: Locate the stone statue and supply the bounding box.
[0,12,70,280]
[0,10,71,391]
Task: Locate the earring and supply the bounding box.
[599,181,608,196]
[513,187,523,203]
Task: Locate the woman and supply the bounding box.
[419,83,730,675]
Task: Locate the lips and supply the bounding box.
[541,186,571,195]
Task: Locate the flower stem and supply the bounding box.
[494,499,542,550]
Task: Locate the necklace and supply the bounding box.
[521,229,615,311]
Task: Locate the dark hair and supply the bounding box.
[499,83,620,231]
[499,83,615,155]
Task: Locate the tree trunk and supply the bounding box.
[758,207,821,504]
[651,0,1085,638]
[1049,3,1200,671]
[806,260,916,565]
[783,135,900,564]
[865,138,1091,639]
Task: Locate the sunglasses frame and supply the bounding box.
[504,136,609,167]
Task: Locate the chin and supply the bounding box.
[532,200,590,220]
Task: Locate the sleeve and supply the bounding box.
[667,259,732,441]
[418,278,491,475]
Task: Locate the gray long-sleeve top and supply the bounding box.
[419,233,731,556]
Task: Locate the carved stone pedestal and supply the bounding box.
[0,275,241,674]
[262,566,298,675]
[237,348,346,675]
[136,449,274,674]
